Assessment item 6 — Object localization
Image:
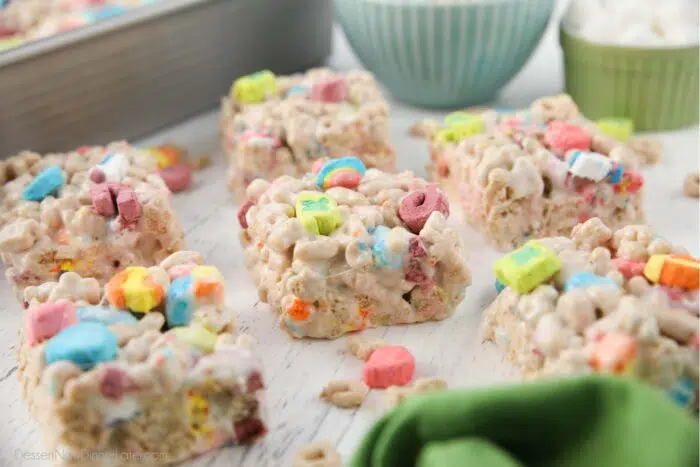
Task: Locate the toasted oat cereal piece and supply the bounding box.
[628,135,662,165]
[428,94,649,250]
[220,68,395,198]
[240,164,471,339]
[683,172,700,198]
[293,440,342,467]
[409,119,441,139]
[17,251,266,466]
[0,142,184,301]
[347,335,389,361]
[320,379,369,408]
[185,153,211,171]
[482,218,699,410]
[384,377,448,410]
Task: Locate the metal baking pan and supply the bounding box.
[0,0,332,158]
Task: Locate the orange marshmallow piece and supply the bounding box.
[589,332,638,375]
[644,255,699,290]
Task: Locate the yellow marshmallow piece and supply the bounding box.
[121,267,162,314]
[493,240,561,294]
[434,119,484,144]
[296,192,341,236]
[173,325,218,353]
[230,70,277,104]
[596,118,634,142]
[445,112,485,134]
[191,265,224,282]
[644,254,699,290]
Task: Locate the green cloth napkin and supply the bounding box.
[351,376,699,467]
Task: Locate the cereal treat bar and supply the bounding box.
[17,251,266,467]
[239,156,471,339]
[0,0,157,52]
[0,142,185,300]
[482,218,699,410]
[428,94,654,250]
[220,68,395,197]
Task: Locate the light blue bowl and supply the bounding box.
[334,0,556,108]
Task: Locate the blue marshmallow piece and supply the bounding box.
[668,376,696,407]
[495,280,506,293]
[370,226,404,269]
[44,322,118,370]
[315,156,367,189]
[564,271,619,292]
[287,85,308,97]
[87,5,129,21]
[607,164,624,184]
[22,166,65,202]
[166,275,195,328]
[76,306,138,325]
[100,153,115,165]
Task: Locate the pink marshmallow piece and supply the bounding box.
[544,121,591,156]
[158,163,193,193]
[89,167,106,183]
[107,182,129,196]
[116,188,142,223]
[237,199,256,229]
[99,366,135,400]
[408,237,428,258]
[310,77,349,103]
[310,158,328,175]
[398,184,450,234]
[405,258,428,283]
[25,299,78,346]
[612,258,645,279]
[326,171,362,190]
[167,262,199,280]
[91,183,116,217]
[362,345,415,389]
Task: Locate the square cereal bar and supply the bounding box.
[428,94,656,250]
[0,142,185,300]
[238,157,471,339]
[17,251,266,466]
[220,68,395,197]
[482,218,699,410]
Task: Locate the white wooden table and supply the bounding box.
[1,17,698,467]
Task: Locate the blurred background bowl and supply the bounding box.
[334,0,556,108]
[560,27,699,131]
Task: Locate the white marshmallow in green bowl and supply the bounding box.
[560,0,699,131]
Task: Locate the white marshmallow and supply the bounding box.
[568,151,612,182]
[566,0,699,47]
[100,152,130,182]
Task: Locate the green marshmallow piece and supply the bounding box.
[296,192,341,236]
[493,240,561,294]
[596,117,634,142]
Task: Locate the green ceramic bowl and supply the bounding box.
[561,28,700,131]
[334,0,556,108]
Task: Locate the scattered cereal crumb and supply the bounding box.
[413,377,449,392]
[384,377,448,410]
[185,154,211,171]
[627,135,662,165]
[347,335,388,361]
[408,119,440,139]
[293,440,342,467]
[683,171,700,198]
[235,333,257,350]
[319,379,368,408]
